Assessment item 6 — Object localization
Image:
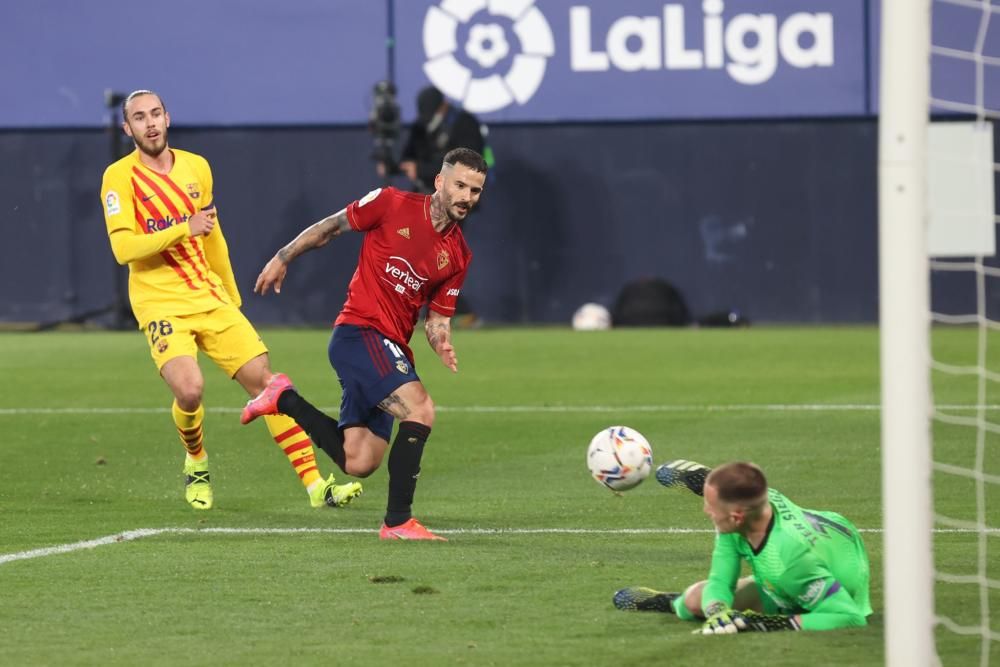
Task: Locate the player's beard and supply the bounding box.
[446,194,472,222]
[134,128,168,158]
[431,190,472,226]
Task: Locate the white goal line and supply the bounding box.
[3,403,1000,416]
[2,526,997,567]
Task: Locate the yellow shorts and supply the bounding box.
[138,304,268,378]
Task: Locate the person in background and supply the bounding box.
[379,86,486,195]
[395,87,487,325]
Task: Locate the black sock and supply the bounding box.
[276,390,347,472]
[384,421,431,527]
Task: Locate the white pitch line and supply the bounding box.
[0,528,172,565]
[3,404,1000,416]
[0,405,859,415]
[2,526,997,567]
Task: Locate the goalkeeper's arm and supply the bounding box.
[796,583,869,631]
[699,534,742,617]
[783,554,870,631]
[700,585,868,634]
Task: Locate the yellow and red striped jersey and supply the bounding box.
[100,149,241,324]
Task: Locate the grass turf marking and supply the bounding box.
[2,526,996,567]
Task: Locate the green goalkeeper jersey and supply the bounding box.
[702,488,873,631]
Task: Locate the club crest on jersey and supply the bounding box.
[186,183,200,199]
[105,191,121,215]
[437,250,450,270]
[396,360,410,374]
[397,227,411,239]
[156,339,169,354]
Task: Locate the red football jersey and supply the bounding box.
[337,186,472,360]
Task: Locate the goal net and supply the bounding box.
[882,1,1000,665]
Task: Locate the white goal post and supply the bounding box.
[878,0,938,665]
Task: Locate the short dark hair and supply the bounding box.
[417,86,445,124]
[706,462,768,506]
[443,147,488,174]
[122,89,164,121]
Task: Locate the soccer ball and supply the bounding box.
[572,303,612,331]
[587,426,653,491]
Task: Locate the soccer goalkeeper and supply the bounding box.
[613,460,872,633]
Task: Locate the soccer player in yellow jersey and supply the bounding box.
[100,90,362,510]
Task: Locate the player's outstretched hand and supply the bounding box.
[255,255,288,295]
[698,607,747,635]
[437,342,458,373]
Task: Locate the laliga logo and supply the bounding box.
[422,0,555,113]
[423,0,834,110]
[571,0,834,85]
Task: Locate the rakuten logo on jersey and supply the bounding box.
[384,256,428,295]
[571,0,833,85]
[145,213,189,232]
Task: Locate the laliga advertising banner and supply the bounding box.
[393,0,869,121]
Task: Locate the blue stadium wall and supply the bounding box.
[2,121,882,325]
[0,0,984,325]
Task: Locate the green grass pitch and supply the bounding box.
[1,327,996,665]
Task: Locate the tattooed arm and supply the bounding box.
[253,208,353,295]
[425,310,458,373]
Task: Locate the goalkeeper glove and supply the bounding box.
[737,610,802,632]
[612,586,680,613]
[699,607,801,635]
[655,459,711,496]
[699,605,747,635]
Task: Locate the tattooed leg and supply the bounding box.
[378,391,413,420]
[379,381,436,527]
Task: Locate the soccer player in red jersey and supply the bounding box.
[242,148,488,540]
